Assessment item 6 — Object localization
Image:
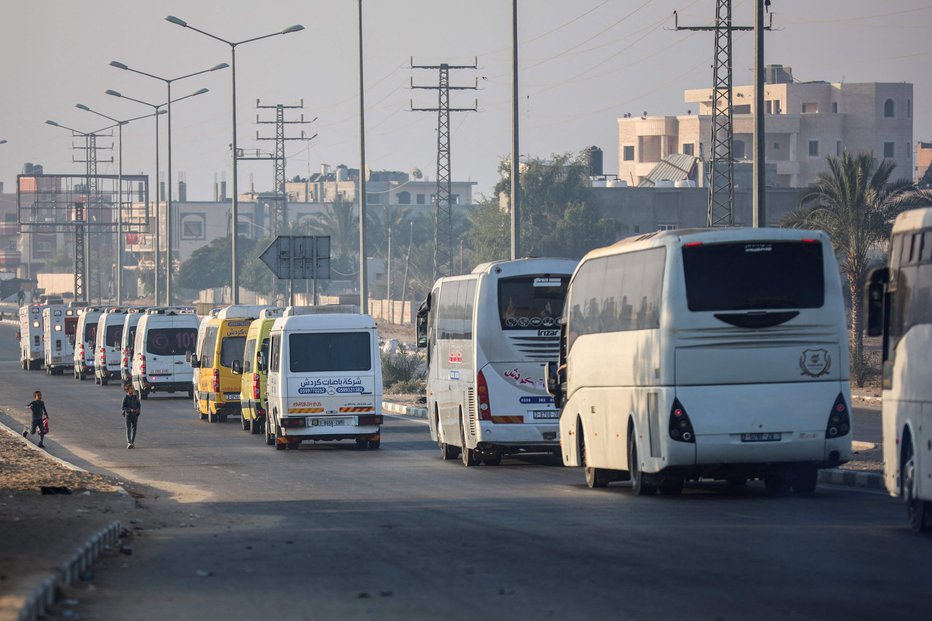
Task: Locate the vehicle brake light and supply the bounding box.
[826,394,851,438]
[212,369,220,394]
[476,369,492,421]
[139,354,147,374]
[669,398,696,443]
[252,373,261,400]
[100,347,107,364]
[684,241,703,247]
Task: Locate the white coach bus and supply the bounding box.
[866,207,932,532]
[417,258,577,466]
[548,228,852,495]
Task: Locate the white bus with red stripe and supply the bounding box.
[417,258,577,466]
[548,228,852,495]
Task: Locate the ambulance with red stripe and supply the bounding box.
[264,312,383,450]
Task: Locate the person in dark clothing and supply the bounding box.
[122,384,141,449]
[24,390,49,449]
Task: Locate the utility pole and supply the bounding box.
[753,0,770,228]
[675,3,771,227]
[411,58,477,279]
[255,100,314,234]
[511,0,520,259]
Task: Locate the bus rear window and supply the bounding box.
[148,328,199,356]
[498,275,568,330]
[219,336,247,368]
[682,241,824,312]
[105,324,123,347]
[289,332,371,372]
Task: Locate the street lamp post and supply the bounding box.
[110,60,227,304]
[75,103,168,304]
[106,87,209,305]
[165,15,304,305]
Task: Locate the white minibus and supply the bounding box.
[866,206,932,532]
[18,304,45,370]
[548,228,852,494]
[417,258,578,466]
[265,313,383,450]
[94,308,127,385]
[73,307,103,380]
[120,308,148,386]
[132,307,199,399]
[42,305,78,375]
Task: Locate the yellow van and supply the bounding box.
[191,306,264,423]
[236,308,283,434]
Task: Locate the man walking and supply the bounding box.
[122,384,141,449]
[24,390,49,449]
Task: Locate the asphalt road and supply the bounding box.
[0,323,926,620]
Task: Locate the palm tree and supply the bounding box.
[784,151,914,386]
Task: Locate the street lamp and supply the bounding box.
[74,103,167,304]
[110,60,228,304]
[106,87,209,305]
[165,15,304,304]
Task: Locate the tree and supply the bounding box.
[177,235,259,292]
[469,197,510,264]
[783,152,915,386]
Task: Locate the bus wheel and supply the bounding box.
[580,424,610,488]
[460,420,479,467]
[368,439,381,450]
[904,448,931,533]
[628,432,656,496]
[356,438,369,449]
[140,389,149,401]
[241,416,250,431]
[250,417,263,435]
[792,466,818,495]
[265,419,275,446]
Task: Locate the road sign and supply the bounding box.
[259,235,331,280]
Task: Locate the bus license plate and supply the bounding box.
[532,410,560,419]
[311,418,349,427]
[223,393,240,400]
[740,432,781,442]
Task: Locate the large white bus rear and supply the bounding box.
[553,228,852,494]
[42,305,78,375]
[418,258,577,466]
[18,304,45,370]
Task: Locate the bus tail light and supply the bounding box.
[139,354,146,374]
[212,369,221,394]
[282,417,306,428]
[252,373,261,400]
[476,370,492,421]
[825,394,850,438]
[358,414,383,426]
[669,398,695,443]
[100,347,107,364]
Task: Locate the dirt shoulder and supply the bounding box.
[0,421,133,621]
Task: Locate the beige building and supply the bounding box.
[618,66,914,188]
[916,141,932,184]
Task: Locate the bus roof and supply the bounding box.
[273,313,376,332]
[892,206,932,235]
[581,227,830,263]
[469,257,578,276]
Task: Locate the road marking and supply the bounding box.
[383,414,430,426]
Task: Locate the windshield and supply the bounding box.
[498,275,569,330]
[105,324,123,347]
[219,336,247,368]
[289,332,371,372]
[682,241,825,312]
[147,328,198,357]
[83,322,97,344]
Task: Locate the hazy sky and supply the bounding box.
[1,0,929,201]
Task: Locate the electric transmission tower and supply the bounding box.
[249,100,314,234]
[72,133,112,302]
[675,2,771,227]
[411,59,477,279]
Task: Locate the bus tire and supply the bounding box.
[265,417,275,446]
[460,417,479,467]
[438,415,459,460]
[482,451,502,466]
[241,416,250,431]
[250,417,263,435]
[101,374,109,386]
[628,429,656,496]
[904,444,931,533]
[140,389,149,400]
[792,466,818,495]
[580,421,610,488]
[368,439,381,450]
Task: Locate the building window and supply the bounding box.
[733,104,751,115]
[773,142,780,149]
[808,140,819,157]
[906,142,911,159]
[733,140,746,160]
[366,193,382,205]
[884,98,895,118]
[802,102,819,114]
[180,214,206,240]
[884,142,895,158]
[451,194,460,205]
[623,145,635,161]
[396,191,411,205]
[236,218,252,238]
[907,99,912,118]
[832,102,838,113]
[682,143,694,156]
[765,100,773,114]
[836,141,843,156]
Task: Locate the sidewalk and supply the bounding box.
[0,418,131,621]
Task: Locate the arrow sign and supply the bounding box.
[259,235,331,280]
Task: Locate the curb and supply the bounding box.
[382,401,427,419]
[16,521,122,621]
[819,468,885,490]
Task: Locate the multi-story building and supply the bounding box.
[916,141,932,185]
[618,65,914,188]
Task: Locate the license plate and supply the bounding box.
[151,368,170,375]
[224,393,240,400]
[531,410,560,419]
[310,417,350,427]
[741,432,781,442]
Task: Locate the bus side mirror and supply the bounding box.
[865,267,889,337]
[545,361,564,408]
[257,352,268,372]
[416,312,428,348]
[231,359,242,375]
[189,353,200,368]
